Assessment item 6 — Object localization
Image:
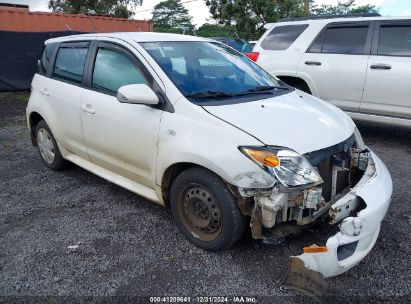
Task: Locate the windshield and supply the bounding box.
[140,41,289,104]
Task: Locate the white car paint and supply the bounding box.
[204,90,355,154]
[294,151,392,277]
[27,32,392,280]
[253,16,411,127]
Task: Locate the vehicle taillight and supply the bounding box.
[246,52,259,62]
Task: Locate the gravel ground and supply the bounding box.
[0,92,410,303]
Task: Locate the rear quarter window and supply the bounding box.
[38,43,58,75]
[261,24,309,51]
[53,45,88,84]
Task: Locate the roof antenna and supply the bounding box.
[65,24,74,34]
[88,16,98,33]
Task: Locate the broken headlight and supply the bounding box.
[240,147,322,187]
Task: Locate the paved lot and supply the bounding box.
[0,92,410,303]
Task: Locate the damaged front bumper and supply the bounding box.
[287,150,392,278]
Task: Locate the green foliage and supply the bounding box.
[204,0,307,40]
[152,0,194,33]
[204,0,379,40]
[311,0,379,16]
[195,23,237,38]
[48,0,143,18]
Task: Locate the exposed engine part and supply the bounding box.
[304,187,324,210]
[234,138,369,242]
[255,192,287,228]
[351,148,370,171]
[254,187,327,230]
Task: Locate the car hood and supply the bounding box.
[203,91,356,154]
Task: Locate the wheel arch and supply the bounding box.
[161,162,217,207]
[277,76,312,94]
[28,111,45,146]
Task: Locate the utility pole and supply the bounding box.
[304,0,310,16]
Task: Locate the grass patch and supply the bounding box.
[14,91,30,102]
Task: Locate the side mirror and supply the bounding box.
[117,84,159,105]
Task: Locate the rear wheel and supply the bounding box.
[35,120,68,170]
[170,167,246,251]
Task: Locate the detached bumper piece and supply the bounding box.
[282,151,392,293]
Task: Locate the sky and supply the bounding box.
[4,0,411,26]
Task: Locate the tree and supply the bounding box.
[196,23,237,37]
[311,0,379,16]
[152,0,194,33]
[48,0,143,19]
[204,0,307,40]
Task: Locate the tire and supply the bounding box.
[170,167,246,251]
[35,120,68,170]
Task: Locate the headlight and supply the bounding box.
[240,147,322,187]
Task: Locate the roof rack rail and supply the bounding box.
[279,13,381,22]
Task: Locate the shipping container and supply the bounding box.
[0,3,153,91]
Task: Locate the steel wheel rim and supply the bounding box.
[37,128,55,165]
[178,185,223,241]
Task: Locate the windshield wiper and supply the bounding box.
[235,85,291,96]
[185,86,292,99]
[185,91,235,98]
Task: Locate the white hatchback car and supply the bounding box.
[27,33,392,281]
[250,15,411,127]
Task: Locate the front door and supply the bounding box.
[80,41,163,189]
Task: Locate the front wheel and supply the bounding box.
[170,167,246,251]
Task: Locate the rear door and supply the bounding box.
[297,22,373,112]
[361,20,411,119]
[45,41,91,160]
[80,40,163,189]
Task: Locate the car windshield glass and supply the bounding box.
[140,41,287,104]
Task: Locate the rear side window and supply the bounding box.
[312,26,369,54]
[378,25,411,56]
[92,48,148,93]
[53,45,88,84]
[39,43,58,75]
[261,24,308,50]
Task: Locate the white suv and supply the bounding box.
[251,16,411,127]
[27,33,392,281]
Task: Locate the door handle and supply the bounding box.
[305,61,322,66]
[370,64,392,70]
[81,105,95,114]
[40,88,49,96]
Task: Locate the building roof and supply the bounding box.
[0,4,152,33]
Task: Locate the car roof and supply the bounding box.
[264,15,411,29]
[46,32,212,44]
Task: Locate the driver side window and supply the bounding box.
[92,47,148,94]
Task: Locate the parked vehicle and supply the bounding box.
[250,15,411,127]
[249,40,258,48]
[27,33,392,281]
[212,37,254,53]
